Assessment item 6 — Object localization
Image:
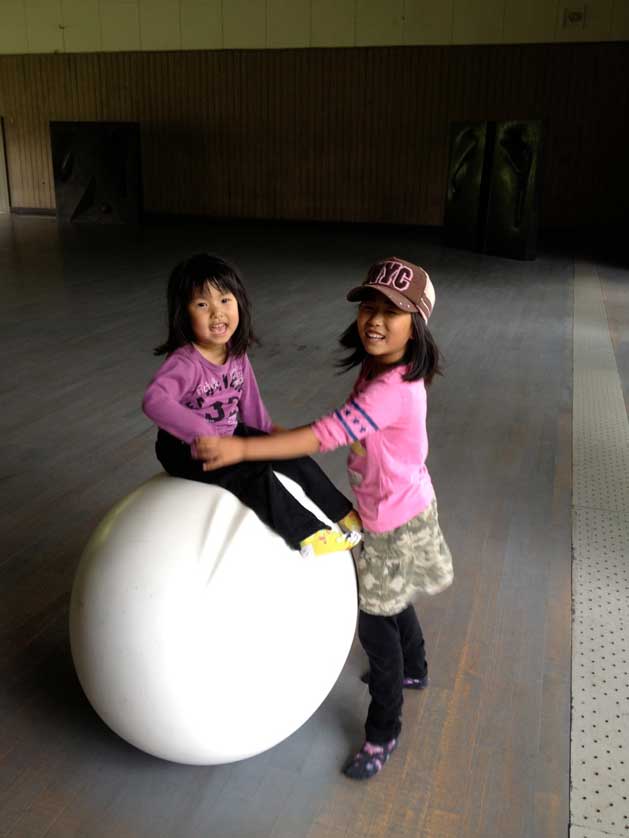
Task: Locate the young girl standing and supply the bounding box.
[142,252,361,558]
[195,257,453,780]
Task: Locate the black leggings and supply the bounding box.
[358,605,428,743]
[155,426,353,550]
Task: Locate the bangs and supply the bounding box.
[181,253,238,299]
[203,276,237,297]
[185,276,230,300]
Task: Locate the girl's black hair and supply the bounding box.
[154,253,255,357]
[338,299,443,385]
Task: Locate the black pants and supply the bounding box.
[155,426,353,550]
[358,605,428,743]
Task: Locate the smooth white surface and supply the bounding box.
[70,473,358,765]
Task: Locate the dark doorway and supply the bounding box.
[50,121,142,224]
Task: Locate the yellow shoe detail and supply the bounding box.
[339,510,363,533]
[300,529,362,558]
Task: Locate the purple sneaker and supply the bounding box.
[342,738,398,780]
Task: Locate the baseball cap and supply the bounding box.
[347,257,435,323]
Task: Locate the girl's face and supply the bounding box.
[187,281,239,363]
[357,294,413,366]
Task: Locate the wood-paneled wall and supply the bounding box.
[0,43,627,227]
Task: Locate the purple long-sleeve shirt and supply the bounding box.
[142,344,273,444]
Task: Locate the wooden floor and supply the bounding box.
[0,216,574,838]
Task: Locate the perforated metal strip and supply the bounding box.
[571,263,629,837]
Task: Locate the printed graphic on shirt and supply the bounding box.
[185,367,244,425]
[334,399,379,441]
[345,402,371,487]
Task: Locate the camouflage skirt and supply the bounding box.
[355,499,454,617]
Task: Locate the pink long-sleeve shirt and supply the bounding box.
[142,344,273,444]
[311,366,435,533]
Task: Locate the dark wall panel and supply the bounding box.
[0,43,627,227]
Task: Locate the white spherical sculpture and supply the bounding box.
[70,473,357,765]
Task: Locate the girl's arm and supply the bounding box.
[195,369,408,468]
[143,353,217,444]
[194,426,319,470]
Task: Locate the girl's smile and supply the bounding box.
[188,282,239,363]
[357,296,413,366]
